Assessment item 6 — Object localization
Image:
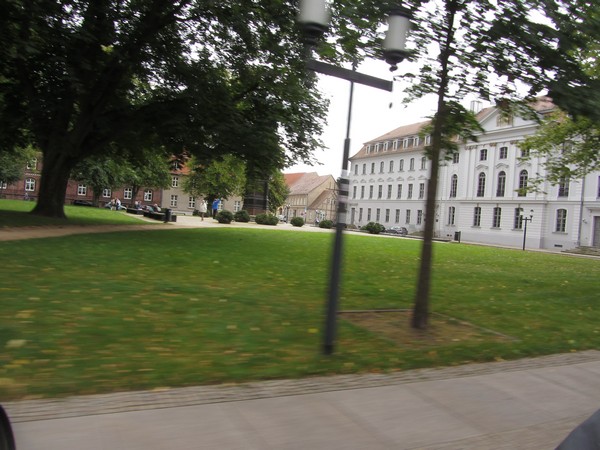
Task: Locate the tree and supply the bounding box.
[2,0,354,218]
[0,146,37,186]
[72,154,132,206]
[399,0,598,329]
[183,155,246,202]
[265,172,290,214]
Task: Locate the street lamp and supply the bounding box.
[521,210,533,251]
[298,1,411,355]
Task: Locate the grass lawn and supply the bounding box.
[0,201,599,400]
[0,199,154,227]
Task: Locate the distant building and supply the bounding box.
[282,172,337,224]
[348,97,600,250]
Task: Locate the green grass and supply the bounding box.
[0,200,599,400]
[0,199,153,227]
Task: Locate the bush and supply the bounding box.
[319,219,334,229]
[290,216,304,227]
[234,210,250,222]
[216,210,234,224]
[255,213,279,225]
[362,222,385,234]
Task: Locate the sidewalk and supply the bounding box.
[6,350,600,449]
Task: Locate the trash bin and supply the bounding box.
[454,231,461,243]
[164,208,172,223]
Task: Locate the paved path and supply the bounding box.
[6,350,600,449]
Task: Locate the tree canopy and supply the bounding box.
[1,0,395,218]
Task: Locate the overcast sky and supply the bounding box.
[285,58,440,177]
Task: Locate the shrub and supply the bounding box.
[234,210,250,222]
[362,222,385,234]
[319,219,334,229]
[290,216,304,227]
[216,210,234,224]
[255,213,278,225]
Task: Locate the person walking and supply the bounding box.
[198,199,208,221]
[212,198,221,219]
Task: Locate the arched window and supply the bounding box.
[409,158,415,170]
[476,172,486,197]
[496,171,506,197]
[450,175,458,198]
[380,161,384,173]
[518,170,528,197]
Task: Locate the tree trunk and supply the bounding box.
[31,148,77,219]
[411,1,457,330]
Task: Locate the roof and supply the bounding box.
[285,172,335,195]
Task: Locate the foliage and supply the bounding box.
[0,146,37,185]
[72,154,132,205]
[216,210,234,224]
[255,213,278,226]
[319,219,334,229]
[266,172,290,214]
[0,224,598,399]
[290,216,304,227]
[233,210,250,223]
[184,155,246,201]
[362,222,385,235]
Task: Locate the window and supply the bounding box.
[0,181,7,189]
[452,153,459,164]
[354,165,358,175]
[417,210,423,225]
[123,188,132,200]
[405,209,411,224]
[448,206,455,225]
[477,173,486,197]
[480,149,488,161]
[450,175,458,198]
[420,157,427,170]
[425,135,431,145]
[188,196,196,208]
[496,171,506,197]
[395,209,400,223]
[384,141,389,151]
[369,185,374,199]
[380,161,384,173]
[366,145,371,154]
[234,201,242,212]
[362,164,366,175]
[397,184,402,199]
[399,159,404,171]
[387,185,392,199]
[558,177,570,197]
[497,115,513,126]
[171,176,179,188]
[499,147,508,159]
[521,148,530,158]
[102,189,111,198]
[377,185,383,199]
[597,176,600,198]
[361,186,365,199]
[352,186,357,199]
[367,208,372,221]
[393,139,399,150]
[518,170,528,196]
[556,209,567,232]
[409,158,415,170]
[376,208,381,222]
[473,207,481,227]
[26,158,37,170]
[170,195,178,207]
[76,184,86,195]
[375,143,380,152]
[371,163,375,174]
[492,207,502,228]
[407,184,413,199]
[419,183,425,199]
[385,209,390,222]
[144,189,153,201]
[359,208,363,222]
[389,160,394,172]
[514,208,523,229]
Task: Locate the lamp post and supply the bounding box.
[521,211,533,251]
[298,1,411,355]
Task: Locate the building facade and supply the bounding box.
[348,98,600,251]
[282,172,338,224]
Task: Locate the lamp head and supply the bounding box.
[298,0,330,46]
[383,6,412,71]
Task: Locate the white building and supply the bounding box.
[348,97,600,251]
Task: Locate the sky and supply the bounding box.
[285,58,440,178]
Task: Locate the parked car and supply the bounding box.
[383,226,408,236]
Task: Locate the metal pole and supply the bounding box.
[323,67,355,355]
[522,218,527,251]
